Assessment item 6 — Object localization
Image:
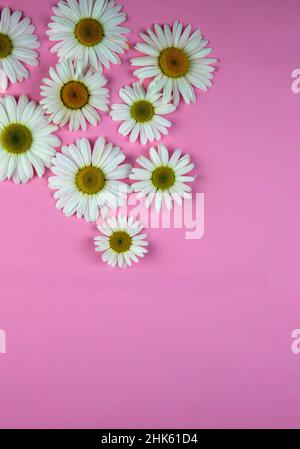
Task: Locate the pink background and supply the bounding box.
[1,0,300,429]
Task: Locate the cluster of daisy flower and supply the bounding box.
[0,1,216,268]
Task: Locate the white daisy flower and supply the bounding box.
[130,144,196,212]
[110,81,176,145]
[0,95,60,184]
[49,137,132,222]
[0,7,40,90]
[47,0,130,71]
[95,215,148,268]
[131,21,217,106]
[40,60,109,132]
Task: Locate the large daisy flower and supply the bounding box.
[47,0,130,71]
[131,21,217,106]
[130,144,195,212]
[0,95,60,184]
[49,137,132,222]
[95,215,148,268]
[0,7,40,90]
[110,81,176,145]
[40,60,109,132]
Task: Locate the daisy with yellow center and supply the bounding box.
[95,215,148,268]
[110,81,176,145]
[130,144,196,212]
[49,137,132,222]
[47,0,130,71]
[0,7,40,90]
[0,95,61,184]
[40,60,109,132]
[131,21,217,106]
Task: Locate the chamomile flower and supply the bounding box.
[130,144,195,212]
[40,60,109,132]
[95,215,148,268]
[0,95,60,184]
[47,0,130,71]
[0,7,40,90]
[131,21,217,106]
[49,137,132,222]
[110,81,176,145]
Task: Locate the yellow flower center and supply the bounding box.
[0,32,13,58]
[158,47,190,78]
[151,166,175,190]
[60,81,89,110]
[76,166,105,194]
[109,231,132,253]
[1,124,33,154]
[75,18,104,47]
[130,100,154,123]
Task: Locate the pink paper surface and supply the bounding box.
[1,0,300,429]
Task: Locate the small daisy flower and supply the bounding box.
[0,95,60,184]
[131,21,217,106]
[95,215,148,268]
[110,81,176,145]
[0,7,40,90]
[49,137,132,222]
[130,144,195,212]
[47,0,130,71]
[40,60,109,132]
